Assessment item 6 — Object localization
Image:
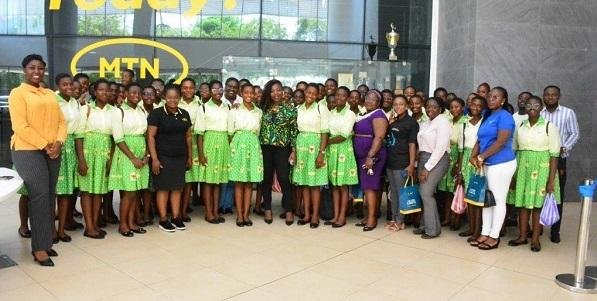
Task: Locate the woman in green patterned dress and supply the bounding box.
[195,80,231,224]
[508,96,560,252]
[108,82,150,237]
[75,79,115,239]
[438,98,468,230]
[291,83,329,228]
[456,95,485,242]
[228,84,263,226]
[179,78,202,222]
[326,86,358,228]
[54,73,84,242]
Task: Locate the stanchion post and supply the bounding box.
[554,179,597,293]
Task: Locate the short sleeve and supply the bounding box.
[548,122,561,157]
[408,119,419,144]
[497,111,515,132]
[74,105,89,139]
[181,109,192,130]
[147,109,161,127]
[227,108,236,135]
[318,102,330,134]
[112,108,125,143]
[194,104,206,135]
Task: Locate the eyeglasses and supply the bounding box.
[211,88,224,92]
[525,103,542,110]
[142,92,155,96]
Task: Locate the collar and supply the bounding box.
[299,102,319,111]
[163,105,182,116]
[541,105,560,114]
[21,82,49,94]
[334,104,349,115]
[522,116,546,128]
[90,102,112,111]
[207,98,226,108]
[180,95,199,105]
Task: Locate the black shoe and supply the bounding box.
[132,228,147,234]
[310,222,319,229]
[52,237,59,244]
[182,216,191,223]
[217,216,226,223]
[236,219,245,227]
[18,228,32,238]
[172,218,186,230]
[119,230,134,237]
[83,231,105,239]
[264,218,273,224]
[244,219,253,227]
[297,219,309,226]
[355,222,367,227]
[550,233,561,243]
[421,233,439,239]
[332,223,346,228]
[279,212,286,219]
[324,221,333,226]
[531,243,542,252]
[508,239,528,246]
[205,218,219,224]
[363,225,377,232]
[46,249,58,257]
[65,221,84,231]
[33,255,54,267]
[159,220,176,232]
[285,219,294,226]
[58,234,72,242]
[98,229,107,236]
[412,228,425,235]
[218,207,224,214]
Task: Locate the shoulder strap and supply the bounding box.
[86,105,91,119]
[118,107,124,121]
[546,121,549,135]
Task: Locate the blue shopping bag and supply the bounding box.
[399,176,422,214]
[464,169,487,207]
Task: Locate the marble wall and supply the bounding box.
[437,0,597,201]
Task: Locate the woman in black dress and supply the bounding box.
[147,84,192,232]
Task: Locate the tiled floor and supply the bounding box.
[1,194,596,301]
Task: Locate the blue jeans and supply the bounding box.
[219,182,234,209]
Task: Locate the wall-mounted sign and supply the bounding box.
[70,38,189,83]
[49,0,237,17]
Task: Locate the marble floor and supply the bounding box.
[1,193,596,301]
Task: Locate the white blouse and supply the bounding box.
[56,92,83,135]
[75,103,116,137]
[514,117,560,156]
[297,101,329,133]
[179,95,201,125]
[112,102,147,143]
[328,105,355,138]
[417,114,452,171]
[228,103,262,135]
[456,118,482,150]
[194,99,230,134]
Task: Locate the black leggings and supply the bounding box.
[261,145,293,212]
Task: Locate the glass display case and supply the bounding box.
[222,56,412,93]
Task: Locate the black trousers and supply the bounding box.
[12,150,60,252]
[551,158,566,235]
[261,145,293,212]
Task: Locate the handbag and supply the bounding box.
[484,189,496,208]
[464,169,487,207]
[399,176,422,214]
[540,193,560,226]
[451,183,467,214]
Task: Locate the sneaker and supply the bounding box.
[172,218,186,230]
[159,220,175,232]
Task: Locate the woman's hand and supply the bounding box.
[418,169,429,184]
[77,159,88,176]
[198,152,207,166]
[546,180,555,194]
[152,159,162,175]
[451,163,460,178]
[364,157,375,170]
[407,164,415,177]
[186,157,192,170]
[48,142,62,159]
[288,151,296,166]
[315,153,325,168]
[105,159,112,176]
[130,157,145,169]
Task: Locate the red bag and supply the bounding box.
[451,183,467,214]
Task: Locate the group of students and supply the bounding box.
[10,54,579,267]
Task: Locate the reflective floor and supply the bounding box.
[0,193,596,301]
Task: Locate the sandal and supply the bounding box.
[470,236,488,246]
[385,221,397,229]
[478,238,500,250]
[388,223,405,232]
[458,230,473,237]
[18,228,32,238]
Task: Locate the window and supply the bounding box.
[77,4,133,36]
[0,0,44,35]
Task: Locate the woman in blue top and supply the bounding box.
[469,87,517,250]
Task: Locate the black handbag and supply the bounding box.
[484,189,496,208]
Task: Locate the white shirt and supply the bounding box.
[75,103,116,136]
[540,105,579,158]
[112,102,147,143]
[56,92,83,135]
[194,99,230,134]
[329,105,356,138]
[297,101,329,133]
[456,117,482,149]
[228,103,262,135]
[224,95,243,106]
[417,114,452,171]
[179,95,201,125]
[513,112,528,127]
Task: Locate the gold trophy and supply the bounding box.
[386,23,400,61]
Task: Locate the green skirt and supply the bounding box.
[293,132,327,186]
[229,131,263,183]
[514,150,560,209]
[185,135,201,183]
[460,147,475,191]
[108,135,149,191]
[78,132,112,194]
[326,138,358,186]
[198,131,230,184]
[55,134,78,195]
[438,144,460,192]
